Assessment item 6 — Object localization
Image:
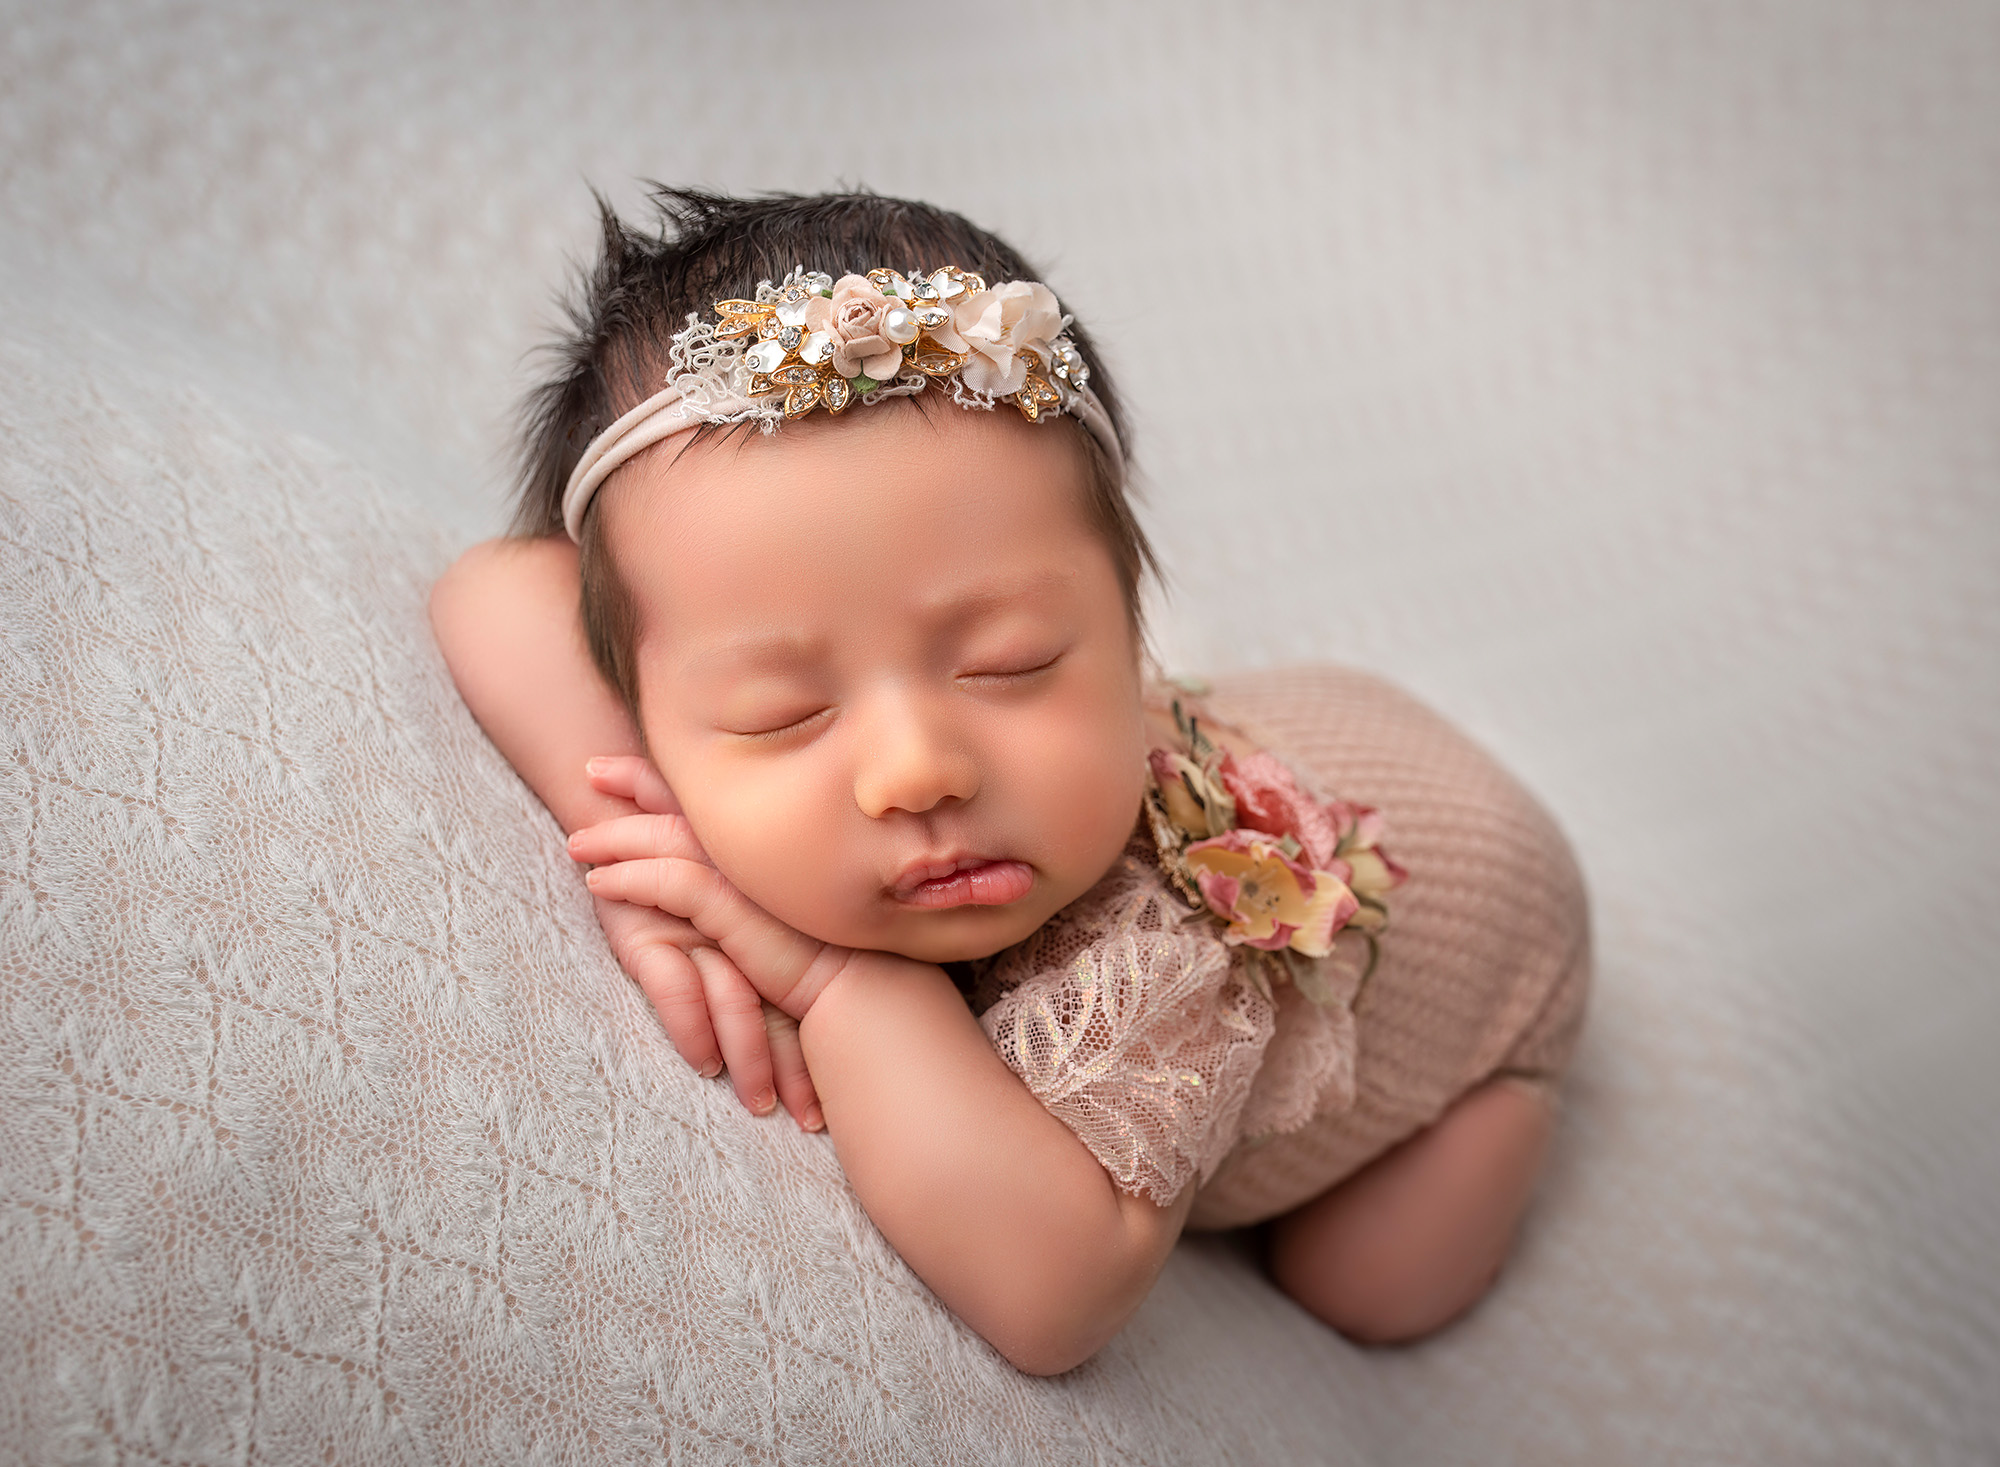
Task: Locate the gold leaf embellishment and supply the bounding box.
[706,266,1094,431]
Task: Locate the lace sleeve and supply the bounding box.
[971,844,1279,1205]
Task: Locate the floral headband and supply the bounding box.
[561,266,1122,540]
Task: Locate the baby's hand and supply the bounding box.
[569,798,856,1026]
[576,756,821,1131]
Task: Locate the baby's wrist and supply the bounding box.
[794,949,944,1034]
[783,944,860,1020]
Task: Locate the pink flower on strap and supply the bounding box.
[1142,708,1406,964]
[1220,750,1343,869]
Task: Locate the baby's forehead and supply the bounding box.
[610,510,1085,631]
[592,399,1135,688]
[610,407,1096,557]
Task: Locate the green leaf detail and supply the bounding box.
[1290,952,1337,1006]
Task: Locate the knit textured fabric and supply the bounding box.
[1192,670,1590,1228]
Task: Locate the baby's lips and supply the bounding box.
[892,858,1035,909]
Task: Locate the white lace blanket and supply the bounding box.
[0,282,1074,1463]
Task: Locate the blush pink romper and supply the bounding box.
[969,665,1591,1229]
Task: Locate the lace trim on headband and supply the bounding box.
[657,295,778,432]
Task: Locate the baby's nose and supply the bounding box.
[852,694,980,819]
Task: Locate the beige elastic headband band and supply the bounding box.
[561,380,761,541]
[560,376,1123,542]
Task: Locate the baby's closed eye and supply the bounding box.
[725,704,835,742]
[956,646,1068,686]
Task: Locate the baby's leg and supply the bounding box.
[1266,1076,1553,1343]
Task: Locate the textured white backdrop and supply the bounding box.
[3,2,1997,1462]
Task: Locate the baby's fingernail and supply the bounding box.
[751,1089,776,1116]
[585,868,602,887]
[585,757,606,775]
[801,1105,824,1133]
[696,1059,722,1079]
[567,832,582,849]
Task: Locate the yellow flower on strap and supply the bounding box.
[1183,830,1359,958]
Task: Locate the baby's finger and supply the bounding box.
[595,886,705,962]
[762,1004,823,1133]
[688,946,777,1117]
[612,925,723,1081]
[585,755,683,816]
[587,857,823,1010]
[570,811,709,867]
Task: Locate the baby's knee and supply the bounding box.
[1267,1079,1553,1343]
[1271,1234,1499,1346]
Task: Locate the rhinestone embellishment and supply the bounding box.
[719,265,1094,427]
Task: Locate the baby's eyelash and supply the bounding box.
[960,652,1063,683]
[735,707,833,742]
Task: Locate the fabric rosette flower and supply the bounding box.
[826,273,906,385]
[1183,830,1359,958]
[1147,747,1236,841]
[1218,750,1404,920]
[951,280,1064,396]
[1320,800,1408,933]
[1220,750,1345,868]
[1141,701,1409,973]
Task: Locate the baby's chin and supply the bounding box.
[812,905,1049,966]
[765,887,1062,967]
[876,916,1043,965]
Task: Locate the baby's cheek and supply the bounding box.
[1054,707,1147,818]
[701,783,862,944]
[740,846,853,943]
[1065,762,1146,862]
[1016,739,1145,897]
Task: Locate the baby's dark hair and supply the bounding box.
[512,187,1153,718]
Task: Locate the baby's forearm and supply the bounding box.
[800,954,1190,1375]
[430,536,644,833]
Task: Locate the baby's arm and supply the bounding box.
[576,807,1193,1376]
[802,948,1192,1374]
[429,538,817,1126]
[430,538,644,833]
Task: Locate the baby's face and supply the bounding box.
[602,403,1148,963]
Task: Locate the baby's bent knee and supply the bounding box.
[1271,1233,1501,1345]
